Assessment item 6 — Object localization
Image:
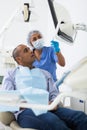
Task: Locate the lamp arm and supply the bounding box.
[73,23,87,32]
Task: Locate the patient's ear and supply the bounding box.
[15,57,21,64]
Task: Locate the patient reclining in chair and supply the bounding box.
[1,44,87,130]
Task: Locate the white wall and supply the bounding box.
[0,0,87,78]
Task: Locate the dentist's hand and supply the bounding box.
[51,40,60,53]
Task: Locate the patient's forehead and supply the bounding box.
[17,44,27,50]
[15,44,27,56]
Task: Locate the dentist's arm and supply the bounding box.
[51,40,65,66]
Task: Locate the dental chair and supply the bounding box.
[0,92,37,130]
[58,56,87,114]
[0,56,87,130]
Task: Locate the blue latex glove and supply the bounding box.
[51,40,60,53]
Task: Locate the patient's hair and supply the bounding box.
[12,44,22,62]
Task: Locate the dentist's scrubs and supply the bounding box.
[33,46,58,82]
[2,66,87,130]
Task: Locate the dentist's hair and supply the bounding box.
[27,30,43,45]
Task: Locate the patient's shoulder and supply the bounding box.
[5,66,19,78]
[40,69,53,79]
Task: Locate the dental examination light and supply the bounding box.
[23,3,31,22]
[47,0,87,45]
[0,0,32,38]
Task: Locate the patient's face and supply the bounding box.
[17,45,35,66]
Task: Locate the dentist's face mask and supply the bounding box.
[32,38,44,49]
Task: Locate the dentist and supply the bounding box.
[27,30,65,82]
